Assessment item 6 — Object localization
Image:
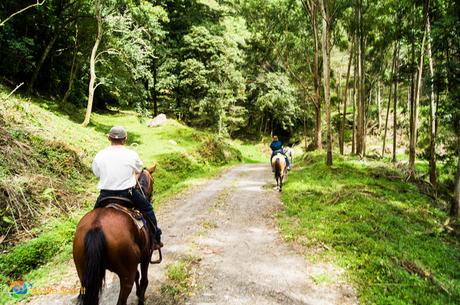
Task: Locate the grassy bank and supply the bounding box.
[279,153,460,304]
[0,87,265,303]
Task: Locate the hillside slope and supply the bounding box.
[279,153,460,304]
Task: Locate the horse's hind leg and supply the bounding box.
[117,268,137,305]
[135,270,140,297]
[137,259,149,305]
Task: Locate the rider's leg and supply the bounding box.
[284,154,291,169]
[270,152,275,172]
[130,188,162,246]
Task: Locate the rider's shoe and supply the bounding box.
[152,241,163,250]
[287,166,291,171]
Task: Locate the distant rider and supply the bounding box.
[270,135,291,171]
[92,126,163,250]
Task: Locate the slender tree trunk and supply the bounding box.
[63,23,79,104]
[377,81,381,133]
[82,0,102,127]
[340,40,354,155]
[427,15,437,186]
[356,0,365,156]
[409,0,429,178]
[392,42,400,162]
[320,0,332,165]
[310,1,322,150]
[304,108,308,151]
[153,60,158,117]
[352,51,357,154]
[382,42,397,157]
[451,135,460,218]
[28,32,59,94]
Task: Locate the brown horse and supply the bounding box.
[272,153,287,192]
[73,165,159,305]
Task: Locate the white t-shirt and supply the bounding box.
[92,145,143,190]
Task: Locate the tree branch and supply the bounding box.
[0,83,24,104]
[0,0,46,27]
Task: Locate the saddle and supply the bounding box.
[102,198,145,230]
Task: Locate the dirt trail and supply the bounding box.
[26,164,357,305]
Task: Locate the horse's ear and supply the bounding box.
[147,163,157,173]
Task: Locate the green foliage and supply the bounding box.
[251,72,300,130]
[160,256,199,302]
[280,153,460,304]
[0,218,76,282]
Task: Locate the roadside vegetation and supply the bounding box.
[279,152,460,305]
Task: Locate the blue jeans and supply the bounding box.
[95,188,161,243]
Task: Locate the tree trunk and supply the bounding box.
[340,40,354,155]
[320,0,332,165]
[382,42,397,158]
[392,42,400,163]
[63,23,79,104]
[153,59,158,117]
[310,0,322,150]
[28,32,59,94]
[427,15,437,186]
[409,0,429,178]
[82,0,102,127]
[356,0,365,156]
[352,49,357,155]
[304,110,308,151]
[377,81,381,133]
[450,135,460,218]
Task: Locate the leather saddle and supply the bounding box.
[100,197,145,229]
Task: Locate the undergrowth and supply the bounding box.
[279,152,460,304]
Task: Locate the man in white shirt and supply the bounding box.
[92,126,162,249]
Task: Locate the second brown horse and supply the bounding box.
[73,166,158,305]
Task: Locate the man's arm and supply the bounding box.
[92,158,100,177]
[133,152,143,174]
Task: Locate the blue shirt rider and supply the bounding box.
[270,135,290,171]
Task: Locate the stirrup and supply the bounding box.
[150,247,162,264]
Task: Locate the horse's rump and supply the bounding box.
[271,154,286,175]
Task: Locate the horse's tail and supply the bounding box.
[81,227,107,305]
[275,157,281,178]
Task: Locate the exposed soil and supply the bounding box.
[26,164,357,305]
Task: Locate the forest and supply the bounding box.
[14,0,460,213]
[1,0,459,224]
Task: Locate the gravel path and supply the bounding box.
[26,164,357,305]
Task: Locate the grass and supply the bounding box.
[279,152,460,305]
[159,256,200,303]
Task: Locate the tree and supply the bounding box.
[319,0,332,165]
[82,0,102,127]
[408,0,429,178]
